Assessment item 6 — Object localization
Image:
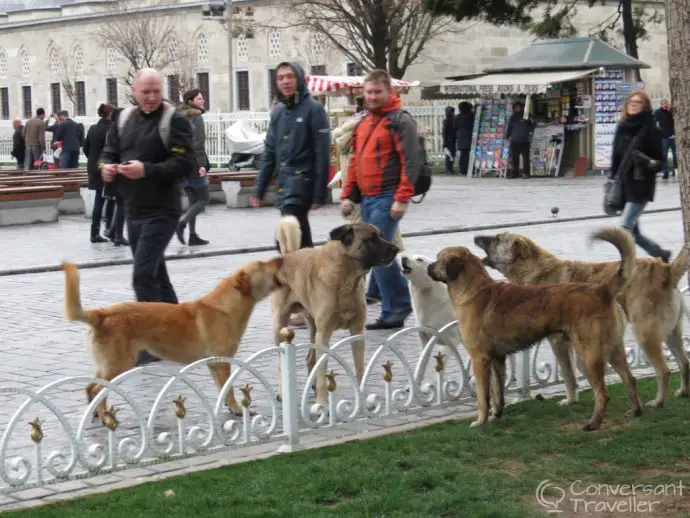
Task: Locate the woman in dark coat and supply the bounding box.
[611,91,670,262]
[442,106,456,174]
[455,102,475,176]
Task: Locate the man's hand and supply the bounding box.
[311,203,324,210]
[340,199,354,218]
[249,196,261,208]
[390,201,407,220]
[198,167,207,177]
[101,164,118,183]
[118,160,145,180]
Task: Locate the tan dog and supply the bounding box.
[475,229,689,408]
[428,229,642,431]
[60,257,284,421]
[272,216,400,406]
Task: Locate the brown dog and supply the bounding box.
[475,228,689,408]
[60,257,284,421]
[272,216,400,406]
[428,229,642,431]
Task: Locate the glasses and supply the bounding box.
[627,99,644,106]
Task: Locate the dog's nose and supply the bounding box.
[427,263,435,278]
[401,256,408,267]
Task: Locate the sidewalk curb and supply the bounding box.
[1,206,680,277]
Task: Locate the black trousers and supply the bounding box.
[275,204,313,253]
[458,148,471,175]
[510,142,531,177]
[91,190,125,238]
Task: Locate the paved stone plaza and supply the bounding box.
[0,175,686,511]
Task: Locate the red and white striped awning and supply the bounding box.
[305,75,420,95]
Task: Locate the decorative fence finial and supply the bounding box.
[326,370,337,392]
[382,361,393,382]
[173,395,187,419]
[434,352,445,373]
[240,384,253,408]
[102,406,120,431]
[279,327,295,344]
[29,417,44,443]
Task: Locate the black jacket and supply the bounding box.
[54,118,85,152]
[11,126,25,163]
[611,110,663,204]
[100,103,195,219]
[83,118,111,190]
[654,107,675,138]
[506,112,535,144]
[455,112,474,150]
[442,117,455,150]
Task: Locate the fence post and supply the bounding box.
[277,327,301,453]
[516,349,531,401]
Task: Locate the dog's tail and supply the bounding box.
[669,246,688,288]
[275,215,302,255]
[590,227,636,298]
[61,261,101,327]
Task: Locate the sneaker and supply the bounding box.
[365,310,412,331]
[112,236,129,247]
[90,235,108,243]
[189,233,209,246]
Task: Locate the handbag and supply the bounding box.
[603,127,648,215]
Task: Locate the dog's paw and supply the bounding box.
[581,422,600,432]
[627,407,643,418]
[470,419,485,428]
[645,398,664,408]
[558,397,577,407]
[675,388,690,398]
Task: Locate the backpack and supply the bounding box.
[355,109,432,204]
[116,101,176,147]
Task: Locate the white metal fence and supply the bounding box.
[0,103,457,167]
[0,289,689,494]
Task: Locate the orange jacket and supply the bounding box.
[343,93,421,203]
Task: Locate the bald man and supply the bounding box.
[100,68,196,365]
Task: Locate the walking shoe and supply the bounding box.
[90,235,108,243]
[365,310,412,331]
[104,227,115,241]
[112,236,129,247]
[135,350,161,366]
[176,222,186,244]
[366,295,381,305]
[189,233,209,246]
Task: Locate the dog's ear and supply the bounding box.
[512,239,532,260]
[330,224,355,246]
[445,256,464,282]
[230,270,252,297]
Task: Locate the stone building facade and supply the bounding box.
[0,0,671,124]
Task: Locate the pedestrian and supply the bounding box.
[23,108,46,170]
[653,99,677,179]
[10,118,25,170]
[505,101,534,179]
[249,61,331,328]
[455,101,475,176]
[340,69,415,330]
[442,106,456,175]
[176,88,210,246]
[100,68,196,365]
[49,110,84,169]
[611,91,671,262]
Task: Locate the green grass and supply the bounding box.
[11,374,690,517]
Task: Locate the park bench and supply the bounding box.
[216,170,280,208]
[0,177,85,214]
[0,185,64,226]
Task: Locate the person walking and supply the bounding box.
[442,106,456,175]
[23,108,46,170]
[52,110,84,169]
[11,118,25,170]
[249,62,331,328]
[654,99,677,180]
[505,101,534,179]
[340,69,415,330]
[455,101,475,176]
[100,68,195,365]
[611,91,671,262]
[176,88,211,246]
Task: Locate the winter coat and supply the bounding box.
[181,102,210,187]
[11,126,25,164]
[54,118,85,152]
[454,112,474,150]
[442,117,455,151]
[253,62,331,209]
[611,110,663,204]
[506,112,535,144]
[83,117,112,190]
[654,107,675,138]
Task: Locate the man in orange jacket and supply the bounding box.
[339,69,417,330]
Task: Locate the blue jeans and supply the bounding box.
[662,138,677,173]
[360,193,411,320]
[61,150,79,169]
[621,202,666,258]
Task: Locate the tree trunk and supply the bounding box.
[620,0,641,81]
[665,0,690,282]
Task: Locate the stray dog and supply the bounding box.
[475,228,689,408]
[61,257,284,421]
[428,229,642,431]
[400,253,462,350]
[273,216,399,405]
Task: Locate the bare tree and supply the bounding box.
[93,0,177,91]
[270,0,457,79]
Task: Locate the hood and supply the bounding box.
[182,102,205,117]
[379,92,402,114]
[276,61,309,103]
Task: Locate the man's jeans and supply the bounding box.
[662,138,677,174]
[61,150,80,169]
[360,193,411,320]
[621,202,665,258]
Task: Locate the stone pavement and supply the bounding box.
[0,175,681,274]
[0,210,687,511]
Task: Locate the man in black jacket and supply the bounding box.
[505,102,535,179]
[654,99,677,179]
[11,118,25,169]
[53,110,84,169]
[100,68,195,365]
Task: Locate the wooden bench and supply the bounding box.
[217,171,279,208]
[0,185,64,226]
[0,177,86,215]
